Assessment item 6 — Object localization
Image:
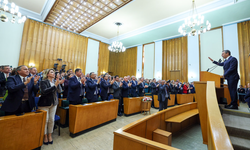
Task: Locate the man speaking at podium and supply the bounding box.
[208,50,240,109]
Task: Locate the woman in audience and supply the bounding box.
[63,73,74,98]
[38,69,62,145]
[183,82,189,94]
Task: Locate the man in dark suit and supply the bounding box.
[150,78,158,107]
[86,72,101,103]
[138,77,148,96]
[120,76,131,115]
[158,80,171,111]
[67,69,86,105]
[112,75,123,116]
[100,74,114,101]
[0,65,11,97]
[190,82,195,93]
[1,65,40,115]
[209,50,240,109]
[130,76,138,97]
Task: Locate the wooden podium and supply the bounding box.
[200,71,232,105]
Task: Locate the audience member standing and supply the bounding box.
[0,65,11,97]
[86,72,101,103]
[1,65,40,115]
[158,80,171,111]
[38,69,62,145]
[112,75,123,116]
[120,76,131,115]
[100,74,114,101]
[138,77,148,96]
[67,69,86,105]
[130,76,138,97]
[63,73,73,98]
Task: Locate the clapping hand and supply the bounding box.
[34,75,40,84]
[81,77,86,84]
[24,76,33,85]
[156,84,159,87]
[111,79,115,85]
[97,78,101,84]
[60,79,65,84]
[119,82,123,87]
[55,78,60,86]
[145,85,148,88]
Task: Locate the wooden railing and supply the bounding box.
[194,81,233,150]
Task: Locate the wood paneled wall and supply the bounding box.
[18,19,88,73]
[98,42,110,75]
[238,20,250,85]
[108,47,137,77]
[162,37,188,82]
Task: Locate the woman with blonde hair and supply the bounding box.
[38,69,63,145]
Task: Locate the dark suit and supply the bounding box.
[130,80,138,97]
[138,82,145,96]
[0,72,10,97]
[113,81,122,114]
[67,76,85,105]
[121,81,129,98]
[213,56,240,106]
[158,84,170,111]
[63,79,69,98]
[100,79,111,101]
[150,82,158,107]
[86,78,99,103]
[1,75,39,115]
[190,84,195,93]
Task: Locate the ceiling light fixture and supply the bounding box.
[178,0,211,36]
[108,22,126,53]
[0,0,26,23]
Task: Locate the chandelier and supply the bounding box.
[0,0,26,23]
[178,0,211,36]
[108,22,126,53]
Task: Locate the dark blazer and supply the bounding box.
[130,80,138,97]
[67,76,85,103]
[138,82,145,96]
[85,78,99,101]
[1,75,39,112]
[190,84,195,93]
[63,79,69,98]
[150,82,157,95]
[112,81,121,98]
[100,79,111,98]
[213,56,240,80]
[0,72,10,94]
[158,84,170,102]
[38,80,61,106]
[121,81,129,97]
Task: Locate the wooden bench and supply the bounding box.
[176,94,194,104]
[0,110,46,150]
[113,102,198,150]
[123,96,152,116]
[165,109,199,123]
[153,94,175,108]
[69,100,119,137]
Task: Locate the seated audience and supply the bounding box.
[238,85,246,103]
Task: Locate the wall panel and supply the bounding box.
[98,42,110,75]
[238,20,250,85]
[108,47,137,77]
[18,19,88,72]
[162,37,188,82]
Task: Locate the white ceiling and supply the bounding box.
[86,0,217,39]
[11,0,48,14]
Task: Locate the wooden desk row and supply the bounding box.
[0,110,47,150]
[113,102,199,150]
[69,100,119,137]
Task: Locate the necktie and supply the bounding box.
[23,78,29,100]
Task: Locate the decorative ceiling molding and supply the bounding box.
[80,30,110,44]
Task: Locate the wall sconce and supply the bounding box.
[29,63,35,67]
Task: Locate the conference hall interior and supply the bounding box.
[1,0,250,150]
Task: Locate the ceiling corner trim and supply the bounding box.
[108,0,234,44]
[80,31,110,44]
[41,0,56,21]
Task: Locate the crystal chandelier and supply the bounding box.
[108,22,126,53]
[178,0,211,36]
[0,0,26,23]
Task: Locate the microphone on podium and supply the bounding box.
[207,59,222,72]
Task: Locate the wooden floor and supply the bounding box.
[41,107,206,150]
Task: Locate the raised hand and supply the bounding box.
[119,82,123,87]
[208,57,213,62]
[81,77,86,84]
[24,76,33,85]
[145,85,148,88]
[97,78,101,84]
[110,80,114,85]
[156,84,159,87]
